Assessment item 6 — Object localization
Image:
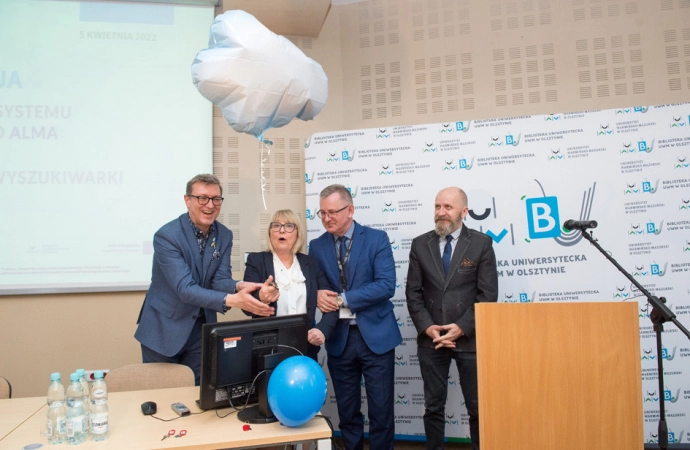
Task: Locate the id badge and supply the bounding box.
[339,307,356,319]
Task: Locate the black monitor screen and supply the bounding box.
[198,313,310,415]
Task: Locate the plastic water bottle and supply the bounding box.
[65,372,87,445]
[75,369,91,438]
[89,370,109,441]
[46,372,67,444]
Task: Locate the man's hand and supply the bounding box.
[307,328,326,346]
[258,275,280,304]
[236,281,262,293]
[425,324,444,341]
[431,323,464,349]
[226,290,274,316]
[317,289,339,313]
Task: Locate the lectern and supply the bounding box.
[476,302,643,450]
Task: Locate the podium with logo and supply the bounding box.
[476,302,643,450]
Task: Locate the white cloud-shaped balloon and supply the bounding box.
[192,10,328,139]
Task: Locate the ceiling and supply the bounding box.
[222,0,332,38]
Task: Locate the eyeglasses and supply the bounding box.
[316,205,349,219]
[188,194,224,206]
[269,222,297,233]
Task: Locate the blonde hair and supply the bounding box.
[266,209,305,254]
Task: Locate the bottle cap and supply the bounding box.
[94,370,104,379]
[50,372,60,382]
[69,372,79,382]
[76,368,85,377]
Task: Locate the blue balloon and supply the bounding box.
[267,356,327,427]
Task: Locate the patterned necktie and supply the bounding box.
[442,235,453,275]
[339,236,348,265]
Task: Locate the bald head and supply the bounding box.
[437,187,467,208]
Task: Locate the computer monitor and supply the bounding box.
[197,313,310,423]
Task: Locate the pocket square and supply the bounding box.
[460,257,474,267]
[211,250,221,261]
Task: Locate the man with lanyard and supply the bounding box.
[135,174,277,384]
[309,184,401,450]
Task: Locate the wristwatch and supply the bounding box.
[336,295,344,308]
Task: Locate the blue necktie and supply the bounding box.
[442,235,453,275]
[339,236,348,265]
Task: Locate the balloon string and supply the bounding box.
[259,138,271,210]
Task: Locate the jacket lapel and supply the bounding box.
[200,229,216,285]
[297,253,315,317]
[322,233,340,285]
[264,251,276,280]
[180,215,203,282]
[344,222,364,291]
[425,232,446,281]
[298,253,311,288]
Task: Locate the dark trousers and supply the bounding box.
[141,313,205,385]
[418,346,479,450]
[327,326,395,450]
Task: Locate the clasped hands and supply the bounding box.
[425,323,464,349]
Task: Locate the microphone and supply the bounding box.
[563,219,598,231]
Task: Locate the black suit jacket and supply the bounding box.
[242,251,334,360]
[405,225,499,352]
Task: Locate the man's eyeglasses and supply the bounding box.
[188,194,224,206]
[269,222,297,233]
[316,205,349,219]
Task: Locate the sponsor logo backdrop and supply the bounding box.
[305,103,690,444]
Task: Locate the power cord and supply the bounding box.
[313,414,345,450]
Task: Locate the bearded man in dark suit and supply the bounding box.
[406,187,499,450]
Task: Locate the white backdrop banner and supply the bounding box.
[305,103,690,445]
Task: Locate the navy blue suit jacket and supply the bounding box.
[308,221,402,357]
[134,214,237,357]
[242,251,336,360]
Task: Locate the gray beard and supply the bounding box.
[435,219,460,238]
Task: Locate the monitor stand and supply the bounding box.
[238,352,285,424]
[238,405,277,424]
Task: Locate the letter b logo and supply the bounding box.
[526,196,561,239]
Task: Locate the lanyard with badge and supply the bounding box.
[337,237,356,319]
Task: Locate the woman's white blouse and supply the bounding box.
[273,253,307,316]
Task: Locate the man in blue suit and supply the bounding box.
[135,174,276,384]
[309,184,402,450]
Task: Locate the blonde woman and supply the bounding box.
[243,209,334,360]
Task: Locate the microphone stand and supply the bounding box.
[578,229,690,450]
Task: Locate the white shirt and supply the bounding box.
[273,254,307,317]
